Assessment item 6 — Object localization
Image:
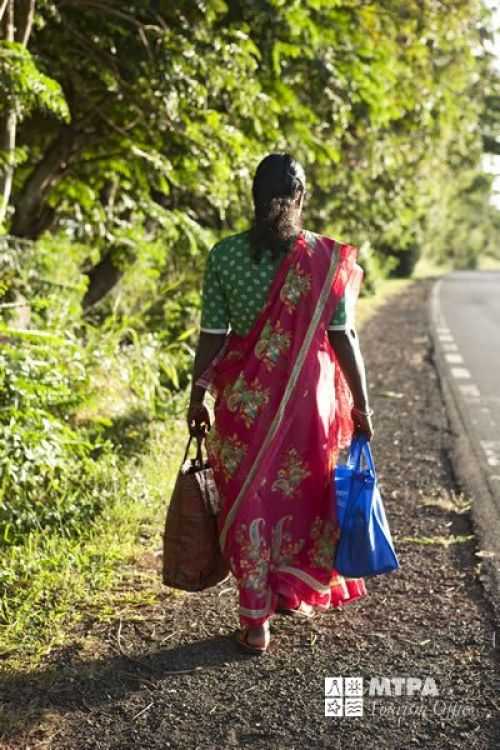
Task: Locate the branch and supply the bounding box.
[0,0,9,26]
[73,151,129,167]
[58,0,156,57]
[96,111,141,140]
[17,0,36,47]
[60,0,147,27]
[4,0,13,41]
[73,93,115,129]
[64,23,123,82]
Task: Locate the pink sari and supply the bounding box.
[199,231,368,628]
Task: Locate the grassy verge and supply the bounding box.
[357,277,412,326]
[0,274,418,674]
[478,253,500,270]
[0,398,187,672]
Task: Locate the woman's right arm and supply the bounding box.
[186,331,227,437]
[328,328,374,439]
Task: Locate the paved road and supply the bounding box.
[432,270,500,617]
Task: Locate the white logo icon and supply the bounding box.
[325,677,364,717]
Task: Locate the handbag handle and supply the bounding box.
[182,435,205,467]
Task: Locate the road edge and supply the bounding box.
[429,278,500,630]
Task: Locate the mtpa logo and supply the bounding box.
[325,676,439,717]
[368,677,439,697]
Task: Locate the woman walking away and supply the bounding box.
[187,153,373,654]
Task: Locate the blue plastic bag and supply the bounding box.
[334,436,400,578]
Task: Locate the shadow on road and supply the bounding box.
[0,631,245,742]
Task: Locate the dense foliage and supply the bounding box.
[1,1,500,551]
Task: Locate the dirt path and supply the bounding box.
[1,280,499,750]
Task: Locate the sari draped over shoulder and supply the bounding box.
[198,231,368,627]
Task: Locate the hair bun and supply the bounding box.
[250,153,305,261]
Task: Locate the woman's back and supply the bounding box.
[200,229,350,337]
[187,152,374,653]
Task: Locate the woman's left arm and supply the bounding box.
[187,332,227,436]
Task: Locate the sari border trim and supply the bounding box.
[239,590,273,619]
[277,565,331,595]
[220,240,341,552]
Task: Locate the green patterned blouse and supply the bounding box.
[200,230,355,337]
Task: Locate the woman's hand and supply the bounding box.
[187,401,211,438]
[352,408,374,440]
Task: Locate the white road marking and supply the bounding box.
[442,343,459,352]
[481,441,500,467]
[459,384,481,398]
[445,353,464,364]
[451,367,471,379]
[438,335,454,343]
[437,327,451,335]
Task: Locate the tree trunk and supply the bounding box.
[0,1,9,24]
[0,112,17,227]
[0,0,36,227]
[0,1,15,226]
[11,125,77,238]
[16,0,35,46]
[82,251,124,309]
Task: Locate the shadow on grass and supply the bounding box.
[0,632,249,743]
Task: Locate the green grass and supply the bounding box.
[412,252,500,276]
[0,401,187,672]
[357,277,412,326]
[478,253,500,270]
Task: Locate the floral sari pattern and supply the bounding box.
[224,375,270,428]
[206,426,247,481]
[199,231,368,627]
[279,264,312,313]
[254,320,291,371]
[233,515,306,594]
[271,448,311,498]
[233,519,270,593]
[308,517,341,570]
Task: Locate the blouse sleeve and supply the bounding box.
[327,285,356,332]
[200,246,230,334]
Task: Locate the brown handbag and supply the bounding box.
[162,435,230,592]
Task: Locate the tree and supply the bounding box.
[0,0,68,226]
[1,0,498,299]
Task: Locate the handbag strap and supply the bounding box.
[182,435,205,467]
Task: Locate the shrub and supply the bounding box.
[0,336,121,546]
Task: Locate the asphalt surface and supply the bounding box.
[431,270,500,621]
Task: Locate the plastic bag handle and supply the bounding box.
[347,435,366,469]
[348,435,376,479]
[361,440,376,479]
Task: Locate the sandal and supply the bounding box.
[275,600,316,620]
[235,626,270,655]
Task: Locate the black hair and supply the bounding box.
[249,152,306,262]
